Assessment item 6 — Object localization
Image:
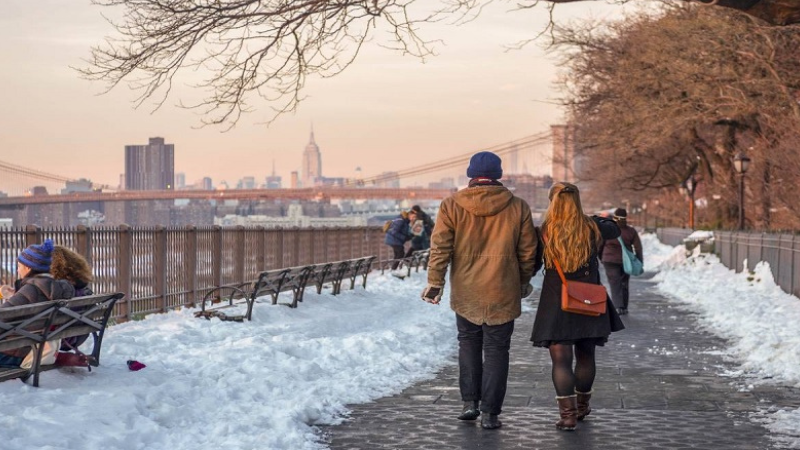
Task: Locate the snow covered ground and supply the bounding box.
[0,233,798,449]
[0,274,456,450]
[644,233,800,449]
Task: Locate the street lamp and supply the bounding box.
[679,173,698,229]
[733,151,751,230]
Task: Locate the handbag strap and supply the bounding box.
[543,232,569,285]
[552,258,569,286]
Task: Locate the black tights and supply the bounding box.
[548,341,596,396]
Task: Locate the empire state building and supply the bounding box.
[302,128,322,187]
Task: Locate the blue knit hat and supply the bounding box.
[466,151,503,180]
[18,239,54,272]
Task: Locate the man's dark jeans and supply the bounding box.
[603,262,630,310]
[456,314,515,415]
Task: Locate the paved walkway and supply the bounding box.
[322,274,800,449]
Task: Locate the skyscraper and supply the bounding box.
[302,127,322,187]
[125,137,175,190]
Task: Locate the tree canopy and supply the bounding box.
[81,0,800,129]
[552,4,800,229]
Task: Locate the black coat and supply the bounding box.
[530,216,625,347]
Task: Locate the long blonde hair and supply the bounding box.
[541,182,601,272]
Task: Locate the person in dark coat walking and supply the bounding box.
[0,239,75,367]
[423,151,540,430]
[599,208,643,315]
[530,182,625,431]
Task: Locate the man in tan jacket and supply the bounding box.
[421,151,540,430]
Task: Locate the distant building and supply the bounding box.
[428,177,455,190]
[193,177,213,190]
[302,128,322,187]
[175,172,186,189]
[61,178,94,194]
[318,176,346,187]
[375,171,400,188]
[290,171,299,189]
[237,176,256,189]
[125,137,175,190]
[265,160,282,189]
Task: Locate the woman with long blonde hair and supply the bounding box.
[530,182,625,431]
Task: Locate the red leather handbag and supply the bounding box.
[553,259,607,316]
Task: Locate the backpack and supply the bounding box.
[382,220,393,233]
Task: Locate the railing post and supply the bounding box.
[275,227,284,269]
[75,224,91,266]
[185,225,197,307]
[24,224,41,247]
[309,228,316,264]
[235,225,245,284]
[154,225,167,313]
[256,226,266,274]
[293,227,301,267]
[213,225,223,288]
[118,224,133,322]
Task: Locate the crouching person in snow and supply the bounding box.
[0,239,75,368]
[421,151,539,430]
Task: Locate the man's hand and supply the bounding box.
[521,283,534,299]
[421,284,443,305]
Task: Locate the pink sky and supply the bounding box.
[0,1,629,190]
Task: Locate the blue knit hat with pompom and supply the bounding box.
[18,239,54,272]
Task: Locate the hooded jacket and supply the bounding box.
[428,185,539,326]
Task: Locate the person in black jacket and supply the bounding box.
[599,208,643,315]
[0,240,75,367]
[530,182,625,431]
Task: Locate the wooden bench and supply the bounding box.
[197,255,378,320]
[0,292,124,387]
[378,250,428,278]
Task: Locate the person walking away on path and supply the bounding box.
[0,239,75,368]
[530,182,625,431]
[385,210,414,273]
[599,208,643,315]
[51,245,95,350]
[422,151,540,430]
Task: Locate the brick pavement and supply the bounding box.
[322,274,800,449]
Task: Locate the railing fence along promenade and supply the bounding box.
[657,227,800,299]
[0,225,392,322]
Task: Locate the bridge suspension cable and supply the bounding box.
[351,131,552,186]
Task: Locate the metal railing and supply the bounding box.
[0,225,392,321]
[657,228,800,299]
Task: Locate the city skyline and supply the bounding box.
[0,1,632,188]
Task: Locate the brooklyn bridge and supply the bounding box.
[0,129,570,227]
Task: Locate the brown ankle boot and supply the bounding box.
[576,390,592,421]
[555,395,578,431]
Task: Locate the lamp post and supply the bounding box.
[679,174,698,229]
[733,151,751,230]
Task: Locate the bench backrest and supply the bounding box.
[45,293,125,342]
[0,293,124,354]
[0,302,59,354]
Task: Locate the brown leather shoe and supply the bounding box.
[556,396,578,431]
[576,390,592,421]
